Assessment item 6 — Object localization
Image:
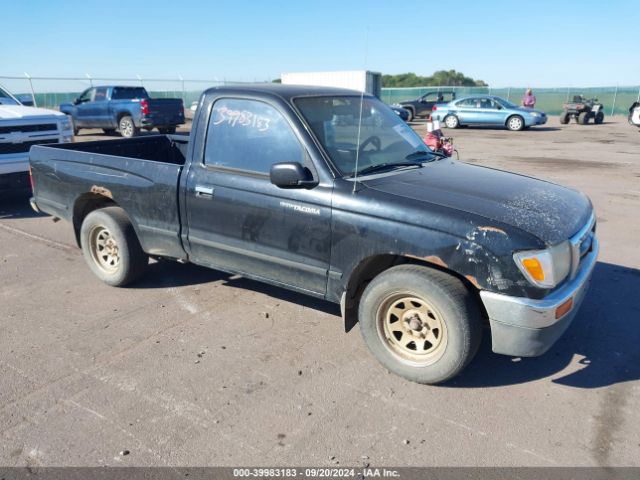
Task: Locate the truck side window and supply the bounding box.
[94,87,108,101]
[204,98,304,174]
[78,88,95,103]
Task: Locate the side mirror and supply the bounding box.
[73,98,81,105]
[270,162,317,189]
[495,104,503,110]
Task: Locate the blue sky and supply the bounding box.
[2,0,639,89]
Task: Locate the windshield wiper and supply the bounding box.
[356,161,423,177]
[406,149,448,161]
[404,150,434,161]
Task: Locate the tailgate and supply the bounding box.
[146,99,185,125]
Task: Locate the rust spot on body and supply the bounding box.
[465,275,481,289]
[406,254,448,269]
[90,185,113,199]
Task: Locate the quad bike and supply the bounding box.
[560,95,605,125]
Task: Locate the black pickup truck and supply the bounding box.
[30,85,598,384]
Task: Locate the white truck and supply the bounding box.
[1,85,73,190]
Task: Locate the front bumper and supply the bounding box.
[480,235,599,357]
[526,115,547,126]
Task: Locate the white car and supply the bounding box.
[629,102,640,128]
[1,85,74,190]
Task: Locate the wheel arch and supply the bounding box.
[505,113,524,127]
[72,192,120,247]
[341,253,485,332]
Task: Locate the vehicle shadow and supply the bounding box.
[0,190,48,220]
[446,261,640,389]
[132,260,340,317]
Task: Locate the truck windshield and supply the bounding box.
[295,96,434,177]
[0,87,20,105]
[111,87,149,100]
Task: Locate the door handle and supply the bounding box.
[195,185,214,198]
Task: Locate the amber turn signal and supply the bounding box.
[522,258,545,282]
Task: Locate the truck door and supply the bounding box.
[74,88,95,127]
[91,87,110,128]
[184,97,332,295]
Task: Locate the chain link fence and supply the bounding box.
[2,75,639,117]
[381,86,640,116]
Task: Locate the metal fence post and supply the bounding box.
[611,85,618,116]
[506,87,511,101]
[637,86,640,102]
[85,73,93,87]
[24,72,37,107]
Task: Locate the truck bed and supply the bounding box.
[30,135,188,259]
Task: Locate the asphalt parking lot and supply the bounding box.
[1,117,639,467]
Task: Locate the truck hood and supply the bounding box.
[0,105,64,120]
[363,160,592,245]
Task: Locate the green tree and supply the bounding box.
[382,70,487,87]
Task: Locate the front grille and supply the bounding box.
[569,215,596,279]
[0,139,58,154]
[0,124,58,134]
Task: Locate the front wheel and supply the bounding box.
[594,111,604,124]
[358,265,482,384]
[443,115,459,129]
[118,116,139,138]
[578,112,589,125]
[80,207,148,286]
[405,109,414,123]
[507,115,524,131]
[559,112,570,124]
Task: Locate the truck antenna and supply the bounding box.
[352,27,369,194]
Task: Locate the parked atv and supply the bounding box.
[560,95,605,125]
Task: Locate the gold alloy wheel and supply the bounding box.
[377,294,447,365]
[89,226,120,273]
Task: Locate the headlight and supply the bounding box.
[513,241,571,288]
[529,112,540,117]
[60,116,72,132]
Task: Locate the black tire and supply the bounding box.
[103,128,117,135]
[506,115,525,131]
[158,127,177,134]
[118,115,139,138]
[578,112,589,125]
[443,114,459,129]
[559,112,570,124]
[405,108,414,123]
[595,111,604,124]
[358,265,482,384]
[80,207,148,286]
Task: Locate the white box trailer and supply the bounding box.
[281,71,382,98]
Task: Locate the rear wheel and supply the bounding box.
[506,115,524,131]
[578,112,589,125]
[443,115,459,129]
[158,127,177,134]
[559,112,570,124]
[358,265,482,384]
[103,128,116,135]
[118,116,139,138]
[80,207,148,286]
[594,111,604,124]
